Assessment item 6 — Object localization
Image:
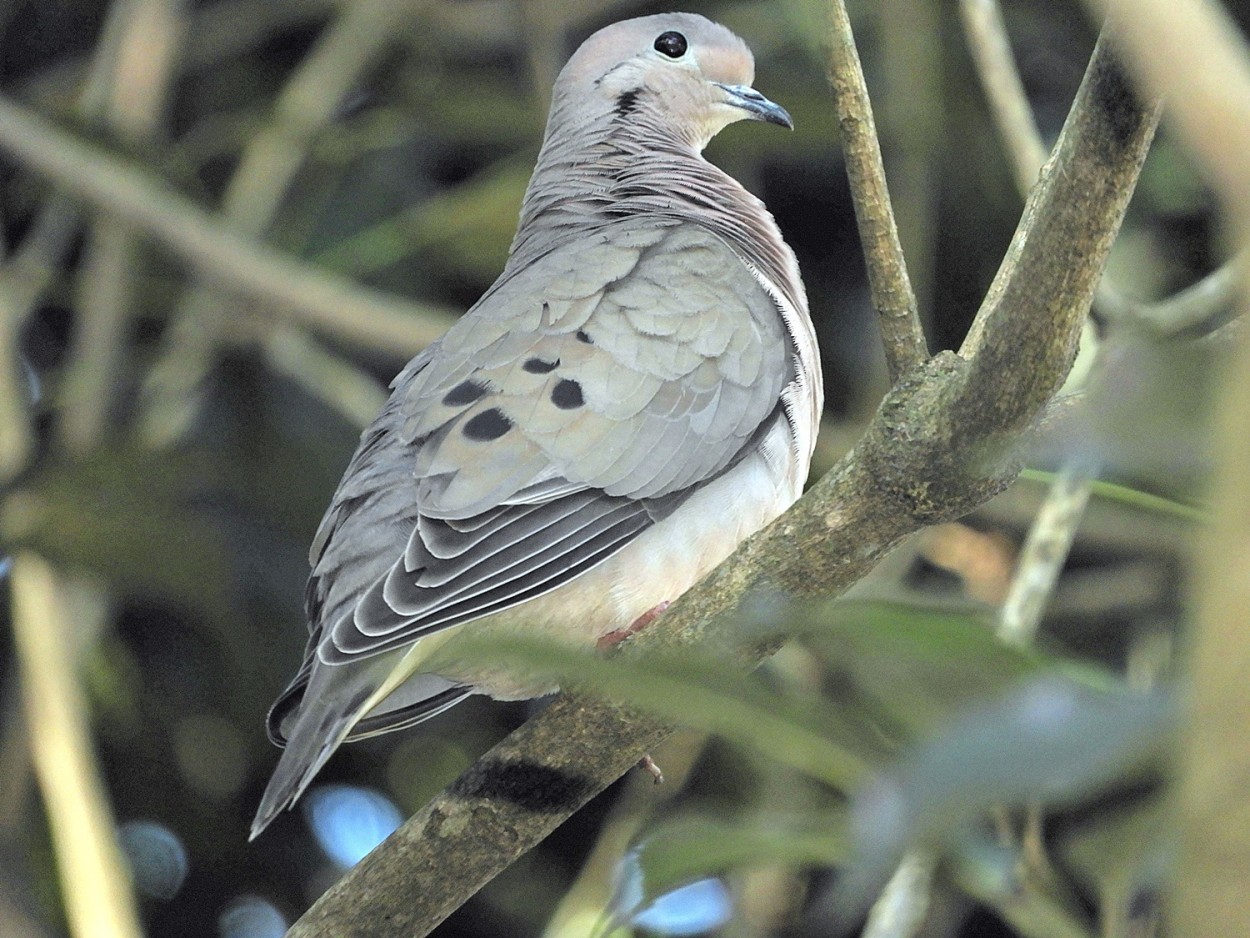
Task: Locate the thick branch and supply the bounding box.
[826,0,927,382]
[287,27,1159,937]
[958,33,1160,432]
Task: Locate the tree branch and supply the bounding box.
[286,26,1160,938]
[826,0,927,382]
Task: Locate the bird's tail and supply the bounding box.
[250,658,469,840]
[249,697,356,840]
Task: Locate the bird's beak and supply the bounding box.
[715,83,793,129]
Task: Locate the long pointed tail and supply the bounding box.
[250,702,355,840]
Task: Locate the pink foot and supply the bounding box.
[596,601,672,650]
[639,753,665,784]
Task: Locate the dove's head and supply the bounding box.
[552,13,792,151]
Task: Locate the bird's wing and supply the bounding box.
[309,219,793,665]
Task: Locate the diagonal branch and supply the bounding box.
[286,25,1160,938]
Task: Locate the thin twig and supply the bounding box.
[286,25,1159,938]
[0,201,81,482]
[11,554,143,938]
[0,93,457,352]
[826,0,927,382]
[264,326,388,428]
[59,0,188,453]
[861,851,937,938]
[1097,250,1248,338]
[958,0,1047,192]
[997,461,1097,647]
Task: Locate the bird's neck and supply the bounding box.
[509,111,802,316]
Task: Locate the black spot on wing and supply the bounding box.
[462,408,513,442]
[576,330,593,345]
[442,379,491,407]
[550,379,584,410]
[523,357,559,374]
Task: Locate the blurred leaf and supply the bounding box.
[796,599,1050,737]
[444,633,879,790]
[1,448,233,617]
[607,812,849,930]
[1020,468,1206,522]
[835,677,1174,917]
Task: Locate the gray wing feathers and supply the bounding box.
[302,221,788,670]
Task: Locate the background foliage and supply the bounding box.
[0,1,1240,936]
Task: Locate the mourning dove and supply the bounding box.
[252,12,822,838]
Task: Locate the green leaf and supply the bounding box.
[608,812,850,929]
[1020,468,1205,522]
[446,633,879,790]
[794,599,1050,736]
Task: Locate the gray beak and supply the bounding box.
[715,83,793,129]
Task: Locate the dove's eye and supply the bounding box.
[654,31,688,58]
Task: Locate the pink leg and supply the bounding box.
[596,602,672,782]
[638,753,665,784]
[595,601,671,651]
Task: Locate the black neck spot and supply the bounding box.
[614,88,643,117]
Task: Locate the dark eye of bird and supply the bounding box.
[653,31,688,58]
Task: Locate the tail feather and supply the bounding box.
[250,703,355,840]
[250,663,470,840]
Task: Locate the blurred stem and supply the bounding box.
[879,0,942,326]
[140,0,435,445]
[826,0,927,382]
[11,554,142,938]
[997,461,1097,648]
[1064,5,1250,932]
[264,326,388,428]
[0,95,455,356]
[861,850,936,938]
[0,201,81,483]
[60,0,188,454]
[958,0,1047,195]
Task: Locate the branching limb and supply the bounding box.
[961,0,1243,340]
